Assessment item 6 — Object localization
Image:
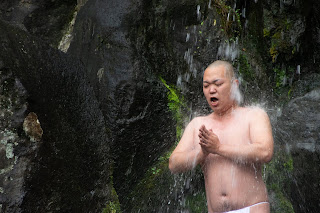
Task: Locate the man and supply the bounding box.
[169,60,274,213]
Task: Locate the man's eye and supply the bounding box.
[216,83,223,87]
[203,84,209,88]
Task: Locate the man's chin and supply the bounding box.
[209,105,219,112]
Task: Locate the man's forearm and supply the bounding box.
[169,149,206,173]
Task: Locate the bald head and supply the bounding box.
[203,60,242,105]
[206,60,235,80]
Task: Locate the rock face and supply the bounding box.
[67,0,180,204]
[1,0,320,212]
[0,64,31,212]
[276,88,320,213]
[0,0,77,46]
[0,21,111,212]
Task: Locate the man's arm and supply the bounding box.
[169,118,208,174]
[199,108,274,164]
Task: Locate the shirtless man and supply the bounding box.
[169,60,274,213]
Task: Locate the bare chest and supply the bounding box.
[203,117,251,146]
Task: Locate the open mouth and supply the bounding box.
[210,97,218,102]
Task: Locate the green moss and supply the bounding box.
[102,201,121,213]
[283,156,293,172]
[102,166,122,213]
[102,185,122,213]
[125,149,174,212]
[269,184,294,213]
[273,66,286,89]
[264,150,294,212]
[271,65,294,101]
[263,28,270,37]
[237,53,255,82]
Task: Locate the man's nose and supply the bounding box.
[209,85,217,93]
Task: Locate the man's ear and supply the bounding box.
[233,79,239,86]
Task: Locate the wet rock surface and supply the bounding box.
[67,0,179,204]
[0,0,77,46]
[0,21,111,212]
[0,65,32,212]
[276,88,320,213]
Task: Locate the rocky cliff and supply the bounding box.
[0,0,320,212]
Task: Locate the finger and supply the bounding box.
[203,127,211,135]
[199,129,208,139]
[200,125,208,133]
[202,129,211,139]
[200,131,209,140]
[199,137,205,143]
[198,131,205,139]
[200,137,208,145]
[199,141,207,147]
[201,125,208,132]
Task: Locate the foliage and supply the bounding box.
[159,76,188,139]
[214,0,242,39]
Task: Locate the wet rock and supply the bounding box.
[0,0,77,46]
[0,20,111,212]
[276,88,320,213]
[277,88,320,151]
[0,67,34,212]
[68,0,180,205]
[291,73,320,98]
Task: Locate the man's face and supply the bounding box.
[203,65,236,112]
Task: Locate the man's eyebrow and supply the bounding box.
[203,79,221,84]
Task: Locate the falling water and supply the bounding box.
[217,38,239,61]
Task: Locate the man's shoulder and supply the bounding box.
[242,105,268,115]
[242,105,270,124]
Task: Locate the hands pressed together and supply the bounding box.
[198,125,220,155]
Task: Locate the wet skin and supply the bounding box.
[169,65,273,212]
